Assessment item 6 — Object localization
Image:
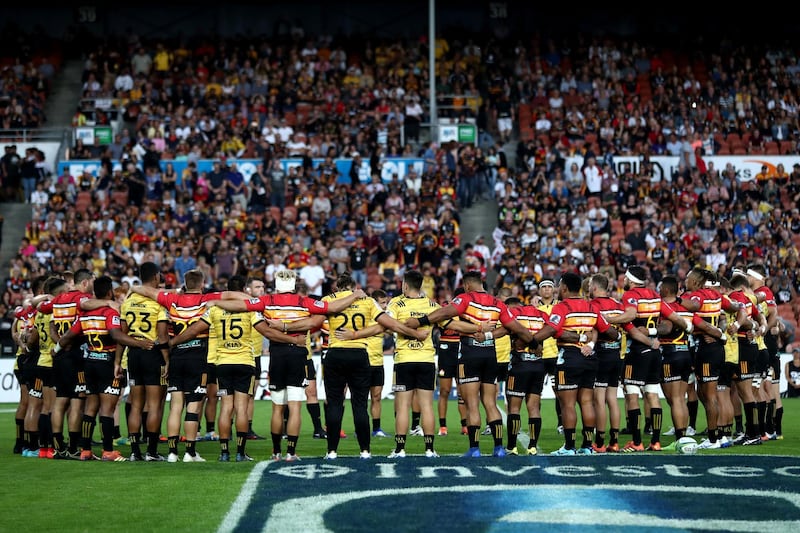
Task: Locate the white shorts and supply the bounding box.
[271,386,306,405]
[498,117,512,133]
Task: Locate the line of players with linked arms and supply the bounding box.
[8,258,784,460]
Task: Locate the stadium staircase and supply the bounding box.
[0,59,83,272]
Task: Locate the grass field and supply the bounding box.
[1,397,798,532]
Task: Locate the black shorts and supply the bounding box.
[694,340,725,383]
[770,354,781,381]
[457,345,497,385]
[305,358,317,380]
[128,346,166,387]
[29,366,54,399]
[217,364,256,395]
[393,361,436,392]
[15,354,37,389]
[755,348,770,378]
[735,340,759,381]
[661,345,692,384]
[437,340,459,378]
[595,348,623,388]
[53,349,86,399]
[369,364,385,388]
[167,349,208,396]
[507,357,546,397]
[719,362,737,388]
[268,343,308,390]
[84,359,122,396]
[555,346,598,390]
[623,344,661,387]
[206,362,218,385]
[496,362,509,383]
[542,358,557,378]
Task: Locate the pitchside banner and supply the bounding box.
[57,155,800,186]
[56,157,425,184]
[0,353,796,403]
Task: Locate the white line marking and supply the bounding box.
[216,460,272,533]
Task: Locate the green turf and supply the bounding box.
[1,397,798,531]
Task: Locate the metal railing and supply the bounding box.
[0,128,66,143]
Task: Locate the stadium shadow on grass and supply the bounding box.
[220,455,800,532]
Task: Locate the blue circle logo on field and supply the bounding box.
[219,456,800,532]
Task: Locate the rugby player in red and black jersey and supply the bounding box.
[54,276,154,461]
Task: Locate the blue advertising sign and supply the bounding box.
[57,158,424,185]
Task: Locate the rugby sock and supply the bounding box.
[411,412,421,429]
[15,418,23,448]
[113,425,121,440]
[168,436,179,456]
[734,414,744,435]
[595,430,606,447]
[609,428,620,446]
[757,401,767,435]
[628,408,641,445]
[207,421,216,435]
[424,434,435,451]
[38,413,52,448]
[236,432,246,455]
[490,419,503,446]
[186,440,196,457]
[675,428,686,439]
[581,427,594,449]
[439,417,447,429]
[29,431,39,450]
[394,434,406,452]
[468,425,480,448]
[555,400,563,427]
[460,418,467,431]
[68,431,80,453]
[530,417,542,446]
[307,403,323,432]
[564,428,576,450]
[775,407,784,435]
[745,402,757,437]
[129,434,141,457]
[271,433,283,455]
[372,418,381,432]
[147,432,160,455]
[687,400,699,429]
[100,416,114,452]
[722,424,732,438]
[53,432,66,452]
[765,400,776,434]
[643,416,652,434]
[286,435,298,456]
[220,439,229,454]
[651,408,662,444]
[507,414,521,449]
[81,415,95,450]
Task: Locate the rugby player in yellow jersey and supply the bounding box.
[535,278,562,433]
[282,273,427,459]
[337,270,476,457]
[244,276,268,441]
[120,262,170,461]
[366,289,391,438]
[180,275,306,461]
[22,277,66,457]
[11,275,47,454]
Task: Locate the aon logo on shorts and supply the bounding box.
[194,386,207,395]
[74,384,87,393]
[103,386,121,395]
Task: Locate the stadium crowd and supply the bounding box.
[2,25,799,460]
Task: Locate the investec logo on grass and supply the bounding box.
[271,463,800,481]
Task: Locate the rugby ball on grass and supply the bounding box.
[676,436,698,454]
